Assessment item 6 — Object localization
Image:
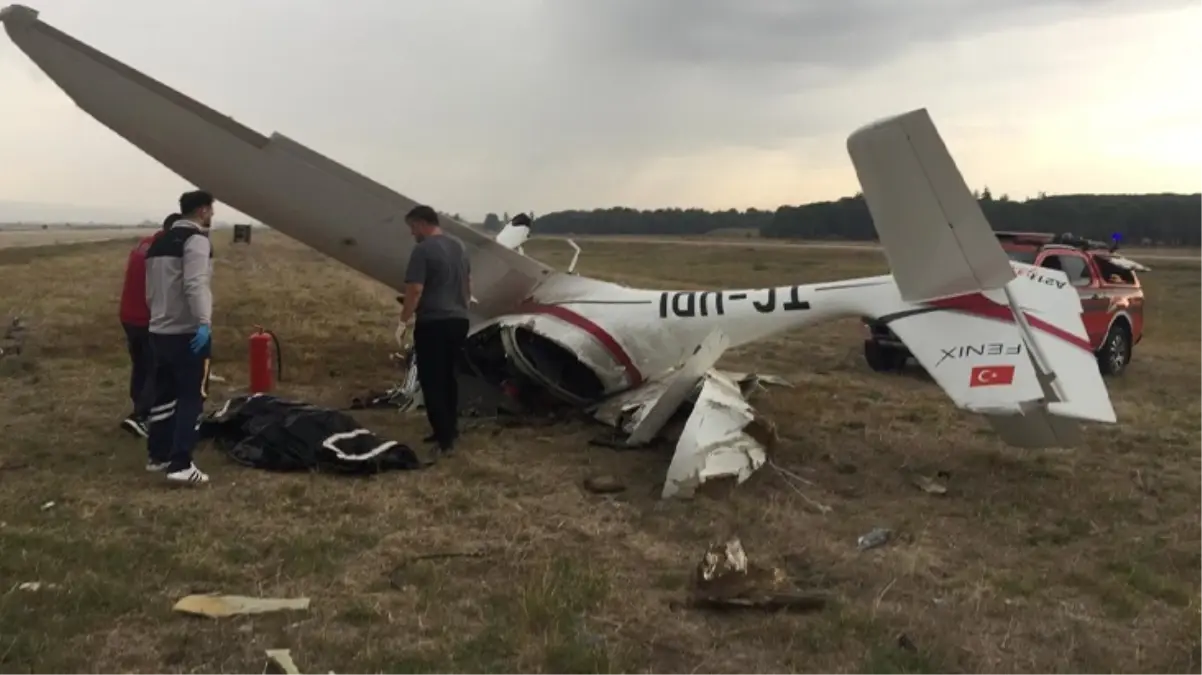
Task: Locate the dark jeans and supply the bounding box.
[413,318,469,447]
[147,332,212,472]
[122,322,154,418]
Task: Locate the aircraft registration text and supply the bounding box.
[658,287,811,319]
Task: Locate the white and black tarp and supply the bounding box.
[199,394,424,474]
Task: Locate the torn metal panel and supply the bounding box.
[265,649,301,675]
[392,349,422,411]
[717,370,793,400]
[663,370,768,499]
[626,330,729,446]
[718,371,793,389]
[687,537,828,612]
[698,537,749,582]
[589,376,673,432]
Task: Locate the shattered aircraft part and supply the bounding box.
[265,649,302,675]
[663,371,768,499]
[627,329,730,446]
[1,4,1123,501]
[719,371,794,392]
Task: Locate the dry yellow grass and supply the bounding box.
[0,232,1198,673]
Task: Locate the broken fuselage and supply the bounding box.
[462,271,899,409]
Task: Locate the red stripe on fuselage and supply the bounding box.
[518,303,644,387]
[928,293,1093,352]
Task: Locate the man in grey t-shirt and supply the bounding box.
[398,205,471,454]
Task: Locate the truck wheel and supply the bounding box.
[864,340,907,373]
[1096,323,1131,376]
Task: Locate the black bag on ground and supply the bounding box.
[199,394,424,474]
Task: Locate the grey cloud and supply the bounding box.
[1,0,1193,216]
[561,0,1187,72]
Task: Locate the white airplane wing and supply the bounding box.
[0,5,549,318]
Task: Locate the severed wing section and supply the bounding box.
[0,4,550,317]
[662,370,769,499]
[590,330,776,499]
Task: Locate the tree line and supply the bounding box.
[488,191,1200,246]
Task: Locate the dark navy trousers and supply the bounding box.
[146,332,211,472]
[121,322,154,418]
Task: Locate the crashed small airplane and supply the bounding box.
[2,5,1119,498]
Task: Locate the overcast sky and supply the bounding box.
[0,0,1197,222]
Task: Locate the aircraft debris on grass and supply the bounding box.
[2,4,1120,498]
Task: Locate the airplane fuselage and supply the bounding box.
[463,271,903,407]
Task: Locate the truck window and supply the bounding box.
[1006,250,1037,264]
[1095,257,1137,285]
[1040,254,1092,286]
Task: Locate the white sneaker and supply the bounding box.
[166,463,209,485]
[122,417,149,439]
[146,461,170,472]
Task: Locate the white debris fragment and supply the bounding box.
[627,330,729,445]
[172,594,311,618]
[591,377,672,432]
[663,370,768,499]
[16,581,59,591]
[265,648,301,674]
[698,537,749,582]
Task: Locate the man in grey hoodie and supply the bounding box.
[143,190,215,485]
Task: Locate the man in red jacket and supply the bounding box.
[119,213,179,437]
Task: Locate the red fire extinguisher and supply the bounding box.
[248,326,282,394]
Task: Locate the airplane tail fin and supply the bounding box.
[847,109,1116,448]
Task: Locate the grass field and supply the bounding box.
[0,232,1198,673]
[0,227,158,249]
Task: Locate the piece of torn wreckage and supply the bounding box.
[2,4,1121,498]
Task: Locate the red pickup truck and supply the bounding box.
[863,231,1150,376]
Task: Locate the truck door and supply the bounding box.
[1035,250,1107,350]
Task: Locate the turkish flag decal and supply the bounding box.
[969,365,1016,387]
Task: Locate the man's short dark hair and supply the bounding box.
[179,190,214,216]
[511,213,532,227]
[162,212,182,231]
[404,205,439,226]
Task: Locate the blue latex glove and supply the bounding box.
[190,324,211,354]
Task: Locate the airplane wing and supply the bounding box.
[0,5,550,318]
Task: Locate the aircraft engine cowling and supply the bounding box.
[463,311,639,406]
